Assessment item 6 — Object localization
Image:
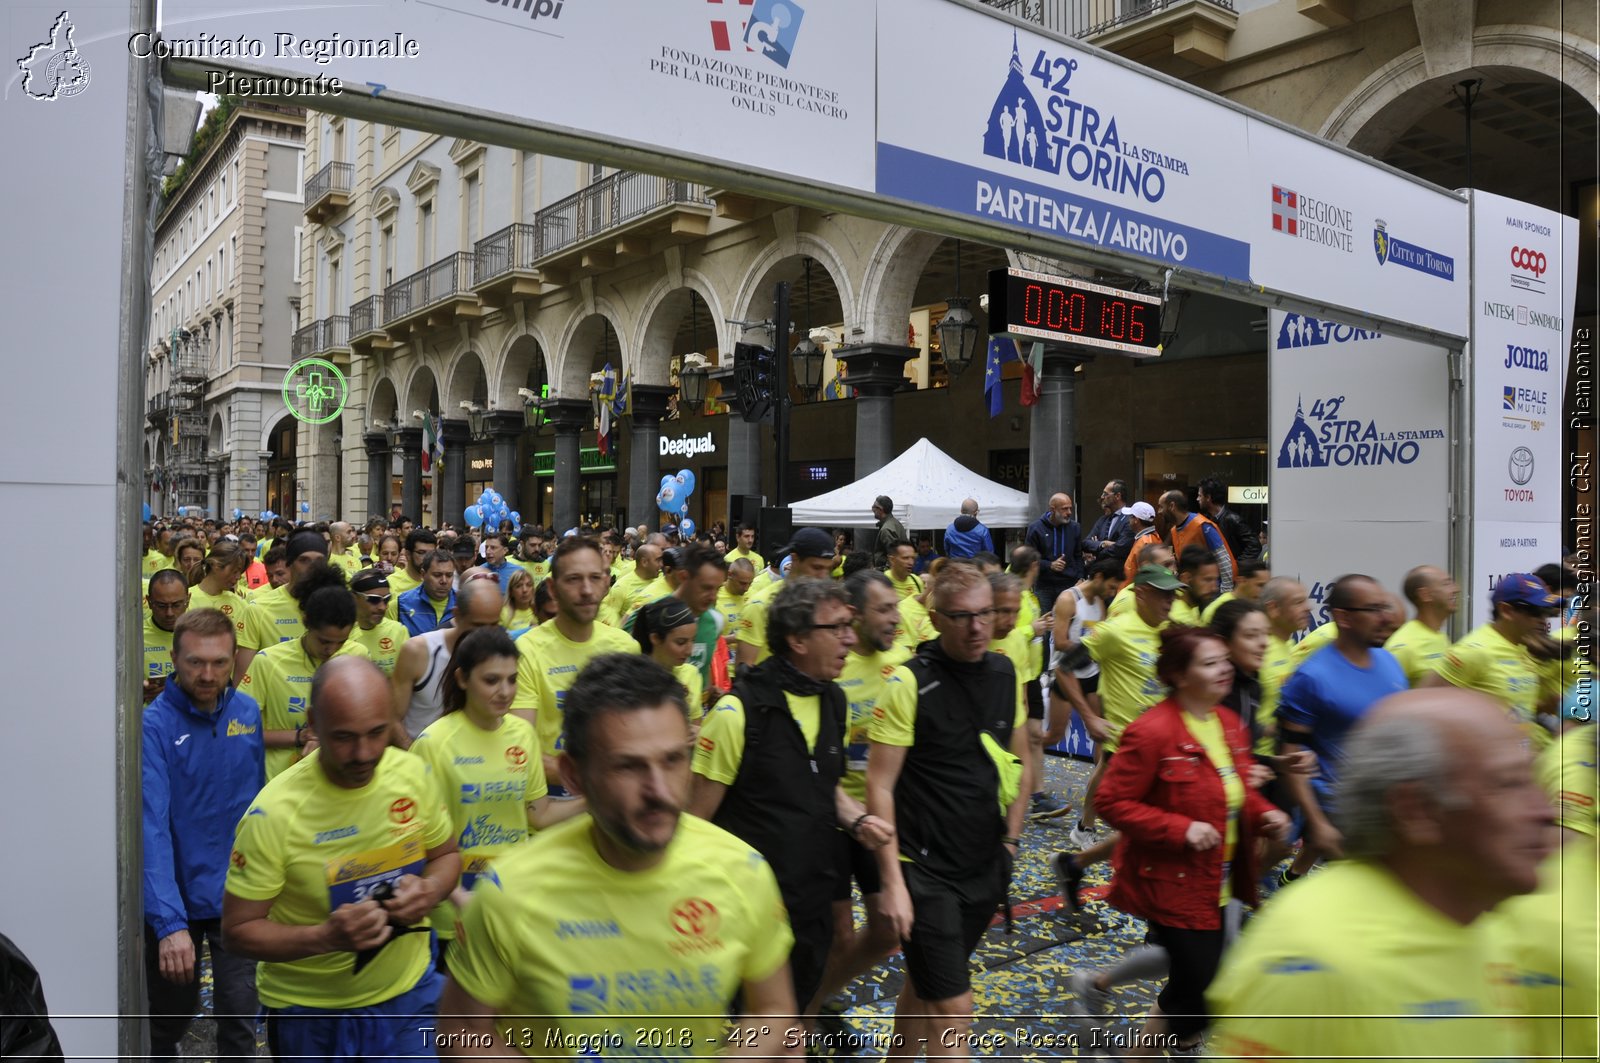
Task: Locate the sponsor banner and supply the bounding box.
[1470,521,1564,627]
[1269,310,1450,616]
[875,0,1254,279]
[158,0,876,191]
[1246,122,1468,339]
[1469,192,1578,575]
[1271,519,1450,631]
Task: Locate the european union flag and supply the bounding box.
[984,336,1018,417]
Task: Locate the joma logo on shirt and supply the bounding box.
[314,825,360,844]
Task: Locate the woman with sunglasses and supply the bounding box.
[409,626,585,967]
[633,597,704,727]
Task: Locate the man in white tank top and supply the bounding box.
[1048,559,1124,844]
[387,574,506,745]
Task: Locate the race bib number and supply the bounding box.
[325,836,424,909]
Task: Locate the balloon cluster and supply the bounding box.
[464,488,519,531]
[654,469,697,532]
[258,510,278,521]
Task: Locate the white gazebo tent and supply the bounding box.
[789,438,1034,530]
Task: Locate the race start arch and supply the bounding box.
[0,0,1577,1057]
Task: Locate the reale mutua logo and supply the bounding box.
[17,11,91,101]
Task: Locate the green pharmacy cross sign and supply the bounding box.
[282,358,349,425]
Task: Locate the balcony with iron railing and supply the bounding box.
[981,0,1237,68]
[383,251,482,335]
[146,391,172,425]
[475,172,713,295]
[292,316,350,360]
[305,161,353,222]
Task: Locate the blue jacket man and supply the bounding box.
[944,499,995,559]
[1024,493,1083,611]
[396,581,456,636]
[142,608,265,1061]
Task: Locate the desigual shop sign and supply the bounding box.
[660,433,717,458]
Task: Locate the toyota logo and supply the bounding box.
[1510,246,1547,277]
[1509,447,1535,485]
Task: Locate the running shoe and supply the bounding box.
[1028,792,1071,820]
[1066,969,1110,1020]
[1068,822,1098,848]
[1051,851,1086,913]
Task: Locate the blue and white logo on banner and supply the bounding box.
[743,0,804,69]
[1373,217,1454,281]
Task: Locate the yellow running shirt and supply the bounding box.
[734,581,785,666]
[1169,597,1205,627]
[888,571,924,602]
[350,618,409,676]
[1385,618,1450,687]
[1182,711,1243,904]
[142,616,176,685]
[1538,724,1597,838]
[1200,591,1237,626]
[1083,610,1167,751]
[188,586,249,639]
[892,595,935,659]
[714,586,749,641]
[242,637,371,779]
[1436,623,1547,748]
[693,691,821,785]
[446,813,792,1058]
[835,650,908,802]
[1258,633,1297,753]
[386,568,422,604]
[511,622,640,761]
[1292,621,1338,664]
[1208,860,1523,1063]
[410,710,546,940]
[597,570,650,628]
[1486,838,1599,1063]
[675,662,704,724]
[724,547,765,574]
[240,585,304,652]
[988,626,1035,727]
[225,747,451,1010]
[1105,584,1135,619]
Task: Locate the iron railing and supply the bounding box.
[473,223,543,285]
[306,161,353,205]
[349,295,382,337]
[535,172,710,259]
[981,0,1234,38]
[292,316,350,359]
[384,252,475,322]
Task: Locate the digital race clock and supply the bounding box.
[987,268,1164,357]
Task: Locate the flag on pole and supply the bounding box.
[612,371,631,421]
[596,364,617,456]
[1020,342,1045,406]
[422,414,439,472]
[984,336,1018,417]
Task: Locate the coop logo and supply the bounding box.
[1504,345,1550,373]
[1275,314,1381,349]
[979,32,1189,206]
[708,0,805,69]
[1510,245,1547,280]
[16,11,91,101]
[1269,186,1354,253]
[1373,219,1455,281]
[1277,394,1443,470]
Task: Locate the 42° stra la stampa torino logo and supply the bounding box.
[17,11,91,100]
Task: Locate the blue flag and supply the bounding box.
[984,336,1018,417]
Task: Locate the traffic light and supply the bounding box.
[733,341,774,424]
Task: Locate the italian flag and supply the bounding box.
[422,414,438,473]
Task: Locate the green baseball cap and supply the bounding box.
[1134,564,1185,591]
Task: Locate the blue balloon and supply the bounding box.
[510,511,521,527]
[675,469,696,496]
[658,484,678,510]
[680,518,696,538]
[142,502,152,522]
[300,501,310,514]
[464,505,484,528]
[660,474,675,490]
[232,507,243,521]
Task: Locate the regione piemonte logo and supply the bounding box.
[16,11,91,101]
[1271,186,1299,236]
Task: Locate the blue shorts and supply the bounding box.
[266,965,442,1061]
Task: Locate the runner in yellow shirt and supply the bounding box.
[348,569,409,675]
[1539,722,1597,842]
[596,544,662,628]
[1170,546,1220,627]
[222,657,459,1058]
[724,524,765,576]
[241,584,370,779]
[186,540,251,641]
[434,653,797,1057]
[237,531,338,675]
[326,522,363,576]
[1428,572,1560,749]
[501,568,537,634]
[410,627,586,950]
[885,540,925,602]
[631,597,705,723]
[511,538,640,791]
[734,529,837,670]
[143,571,190,703]
[1105,542,1174,619]
[1384,564,1456,686]
[717,558,756,678]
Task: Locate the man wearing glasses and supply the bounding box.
[1425,572,1562,751]
[144,570,191,703]
[348,569,409,676]
[691,578,894,1022]
[1275,573,1408,886]
[868,562,1030,1058]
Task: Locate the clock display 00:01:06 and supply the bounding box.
[987,267,1164,356]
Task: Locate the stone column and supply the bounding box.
[1028,348,1092,516]
[364,431,391,522]
[485,411,527,515]
[542,399,590,535]
[393,426,423,524]
[206,464,220,518]
[711,367,761,529]
[835,344,917,551]
[438,418,470,529]
[626,385,677,529]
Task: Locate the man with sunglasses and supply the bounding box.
[348,569,409,676]
[1275,573,1408,885]
[1426,573,1562,751]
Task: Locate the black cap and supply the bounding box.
[781,527,836,560]
[284,530,329,564]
